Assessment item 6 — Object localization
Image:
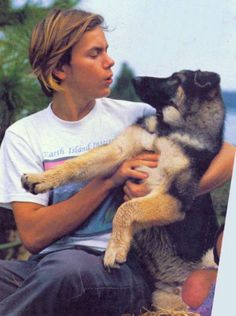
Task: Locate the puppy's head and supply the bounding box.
[132,70,221,120]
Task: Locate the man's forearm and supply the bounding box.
[197,142,235,196]
[12,177,115,253]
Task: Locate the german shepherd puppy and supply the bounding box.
[22,70,225,311]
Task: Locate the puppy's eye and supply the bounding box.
[171,75,180,83]
[167,79,179,89]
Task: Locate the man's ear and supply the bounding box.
[53,68,66,81]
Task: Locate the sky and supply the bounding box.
[14,0,236,91]
[13,0,236,143]
[78,0,236,91]
[78,0,236,143]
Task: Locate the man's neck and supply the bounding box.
[52,92,96,121]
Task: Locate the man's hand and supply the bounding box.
[109,151,159,199]
[109,151,158,187]
[110,151,158,186]
[123,180,151,201]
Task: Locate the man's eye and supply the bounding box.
[89,49,101,58]
[90,54,98,59]
[90,52,98,58]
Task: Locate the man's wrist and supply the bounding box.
[102,177,118,191]
[91,176,117,193]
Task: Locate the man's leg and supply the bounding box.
[0,248,153,316]
[0,259,37,301]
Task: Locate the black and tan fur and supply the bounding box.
[22,70,225,311]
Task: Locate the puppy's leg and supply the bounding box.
[22,125,156,194]
[21,142,126,194]
[104,188,184,268]
[152,287,188,311]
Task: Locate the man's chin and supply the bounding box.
[98,88,111,98]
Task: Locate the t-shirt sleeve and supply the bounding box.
[142,102,156,117]
[0,130,49,209]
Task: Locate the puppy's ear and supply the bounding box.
[194,70,220,89]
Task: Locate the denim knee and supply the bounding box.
[0,259,35,301]
[33,250,87,301]
[28,249,153,316]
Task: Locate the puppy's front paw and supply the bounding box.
[21,173,53,194]
[103,241,128,270]
[103,249,120,270]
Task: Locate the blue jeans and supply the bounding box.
[0,248,153,316]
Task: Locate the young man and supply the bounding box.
[0,8,234,316]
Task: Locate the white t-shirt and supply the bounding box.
[0,98,155,253]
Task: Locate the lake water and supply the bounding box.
[225,110,236,145]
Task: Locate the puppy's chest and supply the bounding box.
[139,115,174,137]
[140,115,207,154]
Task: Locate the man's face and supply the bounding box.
[61,27,114,101]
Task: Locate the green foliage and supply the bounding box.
[0,0,80,143]
[110,62,140,101]
[211,180,231,225]
[0,0,80,258]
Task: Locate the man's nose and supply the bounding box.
[104,53,115,68]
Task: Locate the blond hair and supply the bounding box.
[29,9,104,97]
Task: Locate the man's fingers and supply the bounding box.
[124,180,150,199]
[126,169,148,180]
[123,183,133,199]
[132,152,159,161]
[126,159,158,169]
[123,194,130,202]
